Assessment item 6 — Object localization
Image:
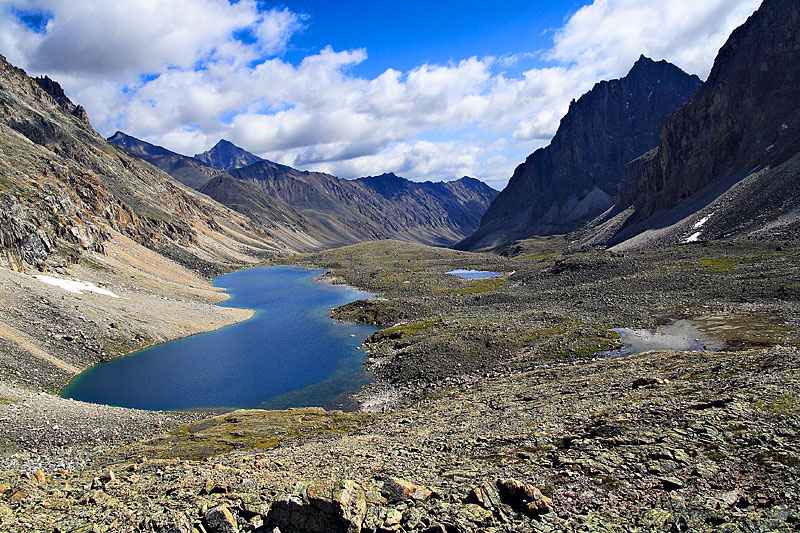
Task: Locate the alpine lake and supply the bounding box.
[61,265,377,412]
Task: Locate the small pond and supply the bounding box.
[603,319,727,358]
[446,269,502,279]
[61,266,377,411]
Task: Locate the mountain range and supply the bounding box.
[1,0,796,269]
[108,133,498,248]
[0,56,281,274]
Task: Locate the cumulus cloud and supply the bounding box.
[548,0,762,79]
[0,0,761,186]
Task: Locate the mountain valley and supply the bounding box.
[0,0,798,531]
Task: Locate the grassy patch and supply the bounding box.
[107,408,368,463]
[560,330,624,358]
[372,320,438,341]
[452,278,507,295]
[699,258,737,272]
[752,393,800,418]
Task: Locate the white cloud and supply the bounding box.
[0,0,761,187]
[548,0,762,79]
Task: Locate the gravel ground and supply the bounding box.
[0,383,203,472]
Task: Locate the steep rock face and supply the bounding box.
[611,0,799,237]
[457,56,700,250]
[194,139,262,171]
[0,55,282,273]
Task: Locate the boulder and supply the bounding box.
[496,478,553,516]
[204,505,239,533]
[382,477,433,503]
[268,480,367,533]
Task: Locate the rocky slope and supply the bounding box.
[0,55,287,274]
[584,0,800,250]
[457,56,700,250]
[194,139,263,171]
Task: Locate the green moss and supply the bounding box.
[752,393,799,417]
[79,256,112,273]
[452,278,507,295]
[373,319,438,340]
[108,408,368,462]
[699,258,737,272]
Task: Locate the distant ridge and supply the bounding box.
[109,134,499,248]
[108,131,222,190]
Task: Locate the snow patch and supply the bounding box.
[684,232,702,243]
[33,275,119,297]
[694,213,713,229]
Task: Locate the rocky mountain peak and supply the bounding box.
[456,55,701,250]
[107,131,175,157]
[194,139,262,171]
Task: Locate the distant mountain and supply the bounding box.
[0,56,285,273]
[108,131,221,189]
[194,139,262,171]
[582,0,800,249]
[112,133,498,248]
[456,56,700,251]
[205,165,498,247]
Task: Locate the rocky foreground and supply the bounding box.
[0,345,797,532]
[0,235,796,531]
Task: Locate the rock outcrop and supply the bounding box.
[456,56,700,250]
[593,0,800,248]
[32,76,91,126]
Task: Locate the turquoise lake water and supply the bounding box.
[61,266,377,411]
[446,269,501,279]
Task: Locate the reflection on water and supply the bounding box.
[605,319,727,357]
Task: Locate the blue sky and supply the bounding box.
[0,0,760,188]
[276,1,584,78]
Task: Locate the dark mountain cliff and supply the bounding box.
[0,55,283,273]
[456,56,700,250]
[194,139,262,171]
[32,76,91,126]
[594,0,799,248]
